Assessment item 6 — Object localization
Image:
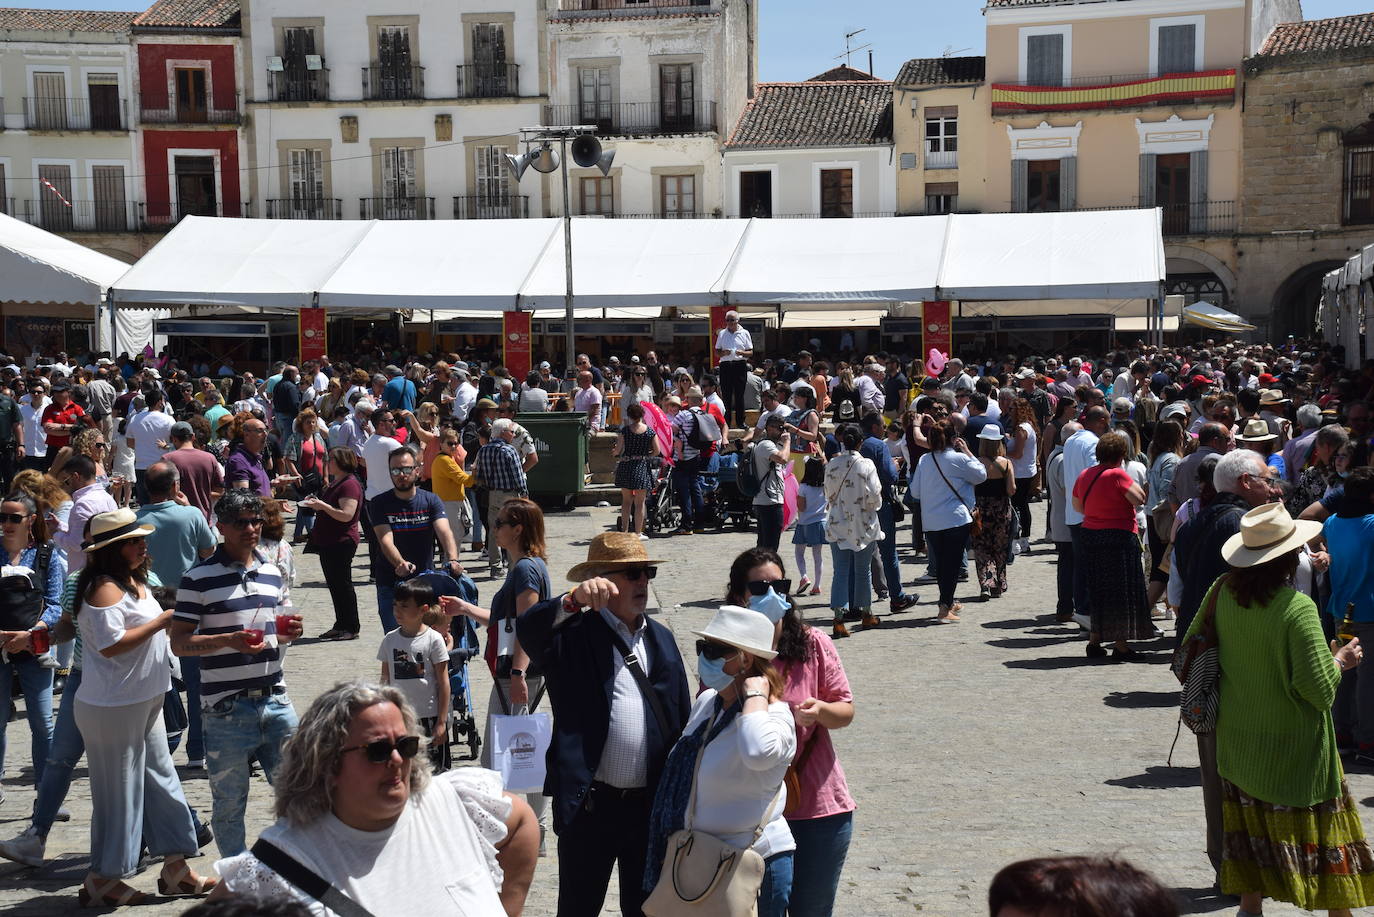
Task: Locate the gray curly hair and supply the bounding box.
[273,681,431,826]
[215,487,263,523]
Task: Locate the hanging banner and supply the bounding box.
[299,307,327,363]
[504,311,532,381]
[710,305,728,367]
[923,301,952,361]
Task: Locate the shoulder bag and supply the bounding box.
[251,838,376,917]
[1171,573,1226,736]
[643,708,782,917]
[931,453,981,536]
[607,628,674,742]
[782,728,821,818]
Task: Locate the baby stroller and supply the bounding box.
[708,447,755,530]
[406,570,482,762]
[643,458,682,535]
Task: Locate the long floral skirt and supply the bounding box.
[971,493,1012,594]
[1077,526,1152,642]
[1221,777,1374,910]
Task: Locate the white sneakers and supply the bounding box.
[1071,613,1092,631]
[0,825,46,867]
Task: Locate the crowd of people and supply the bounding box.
[0,331,1369,915]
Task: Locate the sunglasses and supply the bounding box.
[389,466,418,476]
[695,640,737,662]
[615,566,658,581]
[342,735,421,764]
[493,517,516,529]
[230,517,265,529]
[93,442,108,450]
[747,578,790,597]
[0,512,29,525]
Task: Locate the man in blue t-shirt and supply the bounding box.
[1323,466,1374,763]
[370,446,462,632]
[382,364,418,413]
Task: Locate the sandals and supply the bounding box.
[79,876,148,908]
[157,860,218,897]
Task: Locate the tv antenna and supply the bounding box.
[942,45,972,57]
[834,28,872,69]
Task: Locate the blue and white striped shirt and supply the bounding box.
[173,547,285,707]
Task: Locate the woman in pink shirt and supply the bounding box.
[726,548,856,917]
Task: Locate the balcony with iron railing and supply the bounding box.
[457,63,520,99]
[363,65,424,101]
[1077,200,1236,235]
[454,195,530,219]
[265,198,342,220]
[359,197,435,220]
[268,69,329,103]
[924,149,958,169]
[144,201,242,229]
[24,97,128,131]
[20,199,144,232]
[543,100,716,135]
[140,93,241,125]
[990,68,1237,114]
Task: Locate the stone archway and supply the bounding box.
[1164,245,1237,307]
[1271,260,1348,338]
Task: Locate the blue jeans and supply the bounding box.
[1068,524,1092,619]
[375,582,398,633]
[0,652,53,785]
[787,811,854,917]
[202,690,297,857]
[927,524,971,607]
[34,666,83,834]
[292,506,316,542]
[757,850,794,917]
[829,542,875,613]
[672,456,704,529]
[877,503,910,602]
[467,490,484,544]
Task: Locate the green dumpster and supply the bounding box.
[517,412,588,504]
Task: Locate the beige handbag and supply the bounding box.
[643,712,783,917]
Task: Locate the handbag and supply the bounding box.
[644,708,782,917]
[931,453,981,536]
[1171,574,1226,735]
[782,728,821,818]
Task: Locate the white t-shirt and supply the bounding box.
[715,327,753,362]
[361,434,401,499]
[573,386,603,431]
[377,627,449,718]
[76,589,171,707]
[216,768,510,917]
[19,399,48,457]
[126,408,174,470]
[752,439,785,506]
[1010,422,1038,479]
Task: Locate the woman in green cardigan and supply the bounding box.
[1185,502,1372,915]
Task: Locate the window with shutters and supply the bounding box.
[579,67,613,131]
[660,174,696,217]
[660,64,695,132]
[373,26,416,100]
[279,26,324,102]
[289,149,324,217]
[581,177,614,216]
[1156,153,1191,233]
[380,146,418,218]
[1026,160,1061,212]
[1025,32,1065,86]
[32,72,67,130]
[175,69,208,122]
[475,146,512,216]
[472,23,510,96]
[1345,144,1374,226]
[1152,17,1203,76]
[87,74,121,130]
[820,169,853,218]
[925,182,958,215]
[37,164,73,231]
[739,171,772,218]
[925,107,958,169]
[92,165,127,231]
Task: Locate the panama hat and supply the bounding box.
[1238,418,1278,444]
[692,605,778,661]
[83,508,154,553]
[1259,388,1290,406]
[1221,502,1322,568]
[567,532,665,582]
[976,424,1004,441]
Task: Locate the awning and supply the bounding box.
[779,308,888,329]
[0,212,127,306]
[1115,315,1180,332]
[1183,301,1257,332]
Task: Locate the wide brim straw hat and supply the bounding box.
[1239,418,1278,444]
[976,424,1004,441]
[83,508,155,553]
[691,605,778,661]
[1221,502,1322,568]
[567,532,666,582]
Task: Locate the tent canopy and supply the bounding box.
[110,210,1167,311]
[1183,300,1257,332]
[0,212,128,306]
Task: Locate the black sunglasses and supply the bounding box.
[615,566,658,581]
[0,512,28,525]
[747,578,791,597]
[230,517,265,529]
[342,735,421,764]
[695,640,737,662]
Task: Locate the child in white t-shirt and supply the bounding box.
[378,579,451,770]
[792,458,828,596]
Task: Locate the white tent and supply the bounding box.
[1319,241,1374,366]
[1183,301,1257,333]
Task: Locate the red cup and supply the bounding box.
[275,614,296,637]
[29,629,50,655]
[244,628,265,647]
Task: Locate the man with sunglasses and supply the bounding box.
[514,532,690,917]
[370,446,462,633]
[171,489,303,857]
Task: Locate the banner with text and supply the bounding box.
[504,311,532,381]
[298,307,327,363]
[923,301,952,363]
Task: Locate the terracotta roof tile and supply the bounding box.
[984,0,1106,7]
[807,65,880,82]
[1257,12,1374,57]
[134,0,239,29]
[895,56,986,86]
[725,81,893,150]
[0,7,137,32]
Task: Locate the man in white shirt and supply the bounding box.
[360,408,402,501]
[713,310,753,429]
[855,364,885,416]
[18,381,49,471]
[1064,357,1094,391]
[126,386,174,504]
[1061,405,1110,628]
[451,366,478,425]
[572,371,603,433]
[741,387,790,446]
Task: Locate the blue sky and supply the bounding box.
[16,0,1374,80]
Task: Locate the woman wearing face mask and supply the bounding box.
[724,548,857,917]
[645,605,796,917]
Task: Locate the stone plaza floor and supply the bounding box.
[0,501,1367,915]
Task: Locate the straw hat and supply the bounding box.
[1238,418,1278,444]
[976,424,1004,441]
[83,508,154,553]
[691,605,778,661]
[567,532,666,582]
[1259,388,1290,406]
[1221,502,1321,567]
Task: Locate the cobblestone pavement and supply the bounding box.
[1,502,1368,915]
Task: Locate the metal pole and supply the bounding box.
[561,136,575,378]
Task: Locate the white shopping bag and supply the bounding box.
[489,713,552,793]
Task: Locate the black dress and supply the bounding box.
[615,428,657,490]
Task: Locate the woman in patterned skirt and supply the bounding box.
[971,425,1014,599]
[613,400,660,539]
[1185,502,1373,916]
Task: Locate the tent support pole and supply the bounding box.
[109,295,118,355]
[561,135,575,378]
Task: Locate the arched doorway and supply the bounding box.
[1272,261,1347,338]
[1164,253,1235,307]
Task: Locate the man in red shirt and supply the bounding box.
[40,381,85,451]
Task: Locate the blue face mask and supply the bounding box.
[749,587,790,624]
[697,653,736,692]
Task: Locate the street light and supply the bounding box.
[507,126,615,380]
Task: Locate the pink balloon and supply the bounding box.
[640,401,675,467]
[782,465,799,529]
[926,348,948,378]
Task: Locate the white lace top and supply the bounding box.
[216,768,511,915]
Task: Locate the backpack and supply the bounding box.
[737,442,776,499]
[686,407,721,452]
[0,543,51,632]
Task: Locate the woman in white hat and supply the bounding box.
[1183,502,1372,916]
[972,424,1015,600]
[644,605,796,916]
[72,509,215,906]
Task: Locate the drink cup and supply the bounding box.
[244,628,265,647]
[275,614,297,637]
[29,629,50,655]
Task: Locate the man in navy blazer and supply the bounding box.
[518,532,690,917]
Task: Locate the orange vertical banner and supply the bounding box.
[710,305,728,367]
[299,307,326,362]
[504,311,532,381]
[923,301,952,362]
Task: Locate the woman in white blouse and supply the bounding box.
[824,424,883,638]
[645,605,796,917]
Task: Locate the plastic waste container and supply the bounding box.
[517,412,588,504]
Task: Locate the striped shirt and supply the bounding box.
[173,547,286,707]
